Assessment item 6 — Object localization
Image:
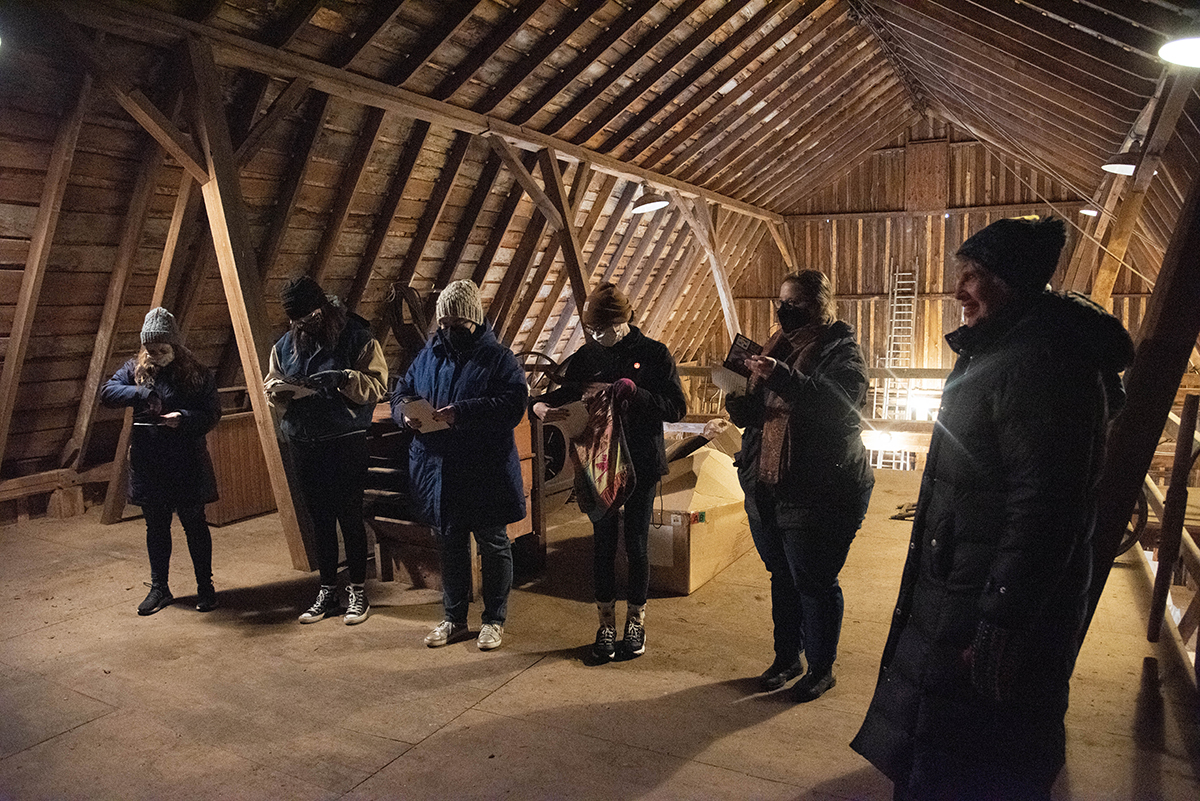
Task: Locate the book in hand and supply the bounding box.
[723,333,762,378]
[400,396,450,432]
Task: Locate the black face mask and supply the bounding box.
[440,325,476,353]
[777,304,814,332]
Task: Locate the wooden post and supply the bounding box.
[1083,163,1200,639]
[1147,394,1198,643]
[187,36,313,570]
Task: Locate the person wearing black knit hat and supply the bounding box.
[533,283,688,661]
[100,307,222,615]
[853,216,1135,800]
[264,276,388,626]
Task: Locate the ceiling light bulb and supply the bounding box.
[1160,36,1200,68]
[630,182,669,214]
[1101,151,1138,175]
[1080,208,1099,217]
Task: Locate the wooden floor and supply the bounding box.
[0,469,1197,800]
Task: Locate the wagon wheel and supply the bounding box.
[517,350,566,395]
[1116,486,1149,557]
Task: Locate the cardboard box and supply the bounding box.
[638,447,753,595]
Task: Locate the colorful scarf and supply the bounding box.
[570,384,636,522]
[755,324,826,485]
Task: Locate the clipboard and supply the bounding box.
[401,396,450,432]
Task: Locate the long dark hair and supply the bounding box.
[134,344,210,393]
[290,299,347,360]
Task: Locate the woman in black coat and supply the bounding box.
[725,270,874,701]
[100,308,222,615]
[851,217,1134,800]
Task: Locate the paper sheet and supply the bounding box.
[401,397,450,432]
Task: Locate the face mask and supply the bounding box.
[440,325,475,352]
[592,322,630,347]
[777,304,813,333]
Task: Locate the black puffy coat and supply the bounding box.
[851,292,1134,795]
[725,320,874,510]
[100,359,221,508]
[538,326,687,481]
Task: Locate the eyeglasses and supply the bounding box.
[584,324,620,338]
[772,299,804,311]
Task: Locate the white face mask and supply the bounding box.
[590,322,630,347]
[146,344,175,367]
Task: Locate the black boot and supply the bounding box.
[195,582,218,612]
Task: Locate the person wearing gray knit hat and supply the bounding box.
[141,307,181,347]
[436,279,485,327]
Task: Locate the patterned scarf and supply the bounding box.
[755,323,826,485]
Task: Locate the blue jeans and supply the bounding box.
[438,523,512,626]
[593,476,656,606]
[144,503,212,587]
[746,486,866,669]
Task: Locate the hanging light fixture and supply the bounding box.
[1101,149,1139,176]
[1160,34,1200,68]
[630,182,669,214]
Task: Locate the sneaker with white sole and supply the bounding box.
[299,585,339,623]
[477,623,504,651]
[344,584,370,625]
[622,619,646,658]
[593,624,617,661]
[425,619,470,647]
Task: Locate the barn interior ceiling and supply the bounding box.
[0,0,1198,492]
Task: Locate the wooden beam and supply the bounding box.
[61,137,165,470]
[433,150,502,291]
[1091,69,1199,306]
[623,208,681,308]
[487,136,564,231]
[784,200,1090,223]
[186,36,311,571]
[234,76,311,166]
[347,120,429,311]
[312,105,385,285]
[768,220,796,271]
[384,1,480,86]
[61,0,781,225]
[0,463,112,504]
[645,241,703,340]
[428,0,548,102]
[489,212,549,331]
[538,148,589,312]
[394,131,472,287]
[331,0,405,70]
[673,194,740,342]
[629,209,687,312]
[470,151,538,287]
[0,73,90,469]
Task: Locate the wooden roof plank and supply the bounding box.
[539,0,709,136]
[434,149,502,290]
[509,0,659,127]
[0,73,91,468]
[384,0,483,87]
[430,0,551,102]
[330,0,406,70]
[569,0,754,147]
[470,149,539,287]
[394,130,472,288]
[235,77,312,166]
[473,0,608,115]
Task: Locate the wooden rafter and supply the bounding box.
[429,0,550,103]
[1091,69,1199,306]
[538,0,709,136]
[394,131,473,287]
[61,136,165,470]
[673,193,740,342]
[470,151,539,287]
[615,207,669,295]
[508,0,659,127]
[674,215,757,358]
[638,8,843,170]
[312,106,386,285]
[0,72,90,468]
[490,210,550,331]
[331,0,406,69]
[603,1,823,159]
[235,76,311,166]
[628,208,687,312]
[434,151,502,290]
[473,0,607,115]
[347,120,429,311]
[384,0,482,87]
[488,135,565,230]
[186,35,311,570]
[538,148,591,311]
[570,1,752,147]
[636,230,697,323]
[645,241,703,340]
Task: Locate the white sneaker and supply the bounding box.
[344,584,370,625]
[477,623,504,651]
[425,619,470,647]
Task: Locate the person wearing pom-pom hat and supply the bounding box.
[100,308,222,615]
[852,217,1135,800]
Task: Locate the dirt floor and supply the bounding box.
[0,469,1197,800]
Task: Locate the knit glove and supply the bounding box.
[968,620,1022,703]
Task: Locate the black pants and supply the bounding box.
[593,475,656,606]
[293,432,369,585]
[143,503,212,588]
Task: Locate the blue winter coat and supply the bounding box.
[392,323,528,531]
[100,358,221,508]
